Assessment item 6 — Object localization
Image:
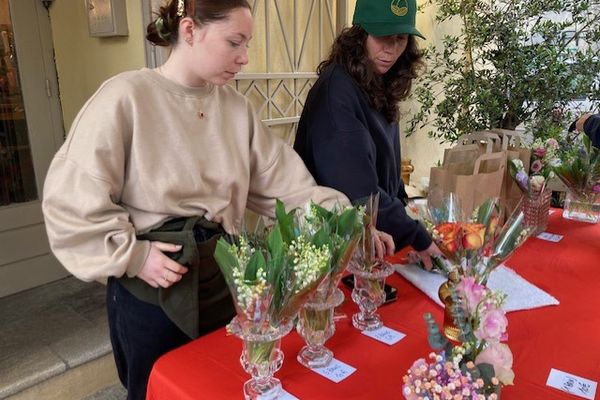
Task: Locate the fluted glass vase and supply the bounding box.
[229,317,294,400]
[347,261,394,331]
[297,288,344,368]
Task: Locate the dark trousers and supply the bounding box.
[106,277,190,400]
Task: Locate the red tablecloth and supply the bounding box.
[147,211,600,399]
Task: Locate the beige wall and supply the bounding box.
[400,1,454,186]
[49,0,146,132]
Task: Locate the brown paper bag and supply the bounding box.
[429,148,507,217]
[490,129,532,216]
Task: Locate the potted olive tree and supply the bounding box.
[408,0,600,143]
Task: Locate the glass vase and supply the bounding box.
[521,189,552,235]
[297,288,345,368]
[347,261,395,331]
[228,317,294,400]
[562,189,600,224]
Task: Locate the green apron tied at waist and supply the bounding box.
[118,216,235,339]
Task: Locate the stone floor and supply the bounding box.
[0,277,113,399]
[83,384,126,400]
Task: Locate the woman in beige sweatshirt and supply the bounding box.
[42,1,392,399]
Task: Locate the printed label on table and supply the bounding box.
[537,232,564,242]
[549,209,556,215]
[361,326,406,345]
[258,389,298,400]
[311,358,356,383]
[546,368,597,400]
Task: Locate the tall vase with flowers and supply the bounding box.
[554,133,600,224]
[214,200,361,399]
[296,203,362,368]
[347,194,396,331]
[508,137,561,234]
[409,194,532,341]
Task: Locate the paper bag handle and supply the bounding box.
[457,131,501,153]
[490,128,524,150]
[473,151,506,174]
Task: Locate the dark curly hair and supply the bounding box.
[146,0,251,47]
[317,25,424,122]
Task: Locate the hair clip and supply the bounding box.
[176,0,185,17]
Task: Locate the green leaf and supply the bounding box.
[275,199,296,244]
[213,238,239,286]
[244,250,266,282]
[312,228,330,249]
[266,226,284,283]
[477,362,496,384]
[337,207,359,237]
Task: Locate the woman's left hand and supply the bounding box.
[372,227,395,258]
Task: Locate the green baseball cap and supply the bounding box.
[352,0,425,40]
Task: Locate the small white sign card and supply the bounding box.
[311,358,356,383]
[258,389,298,400]
[361,326,406,345]
[546,368,597,400]
[537,232,564,242]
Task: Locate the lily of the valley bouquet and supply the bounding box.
[214,199,362,334]
[408,194,532,285]
[403,278,513,399]
[509,137,560,197]
[214,200,362,398]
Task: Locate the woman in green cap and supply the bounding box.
[294,0,441,267]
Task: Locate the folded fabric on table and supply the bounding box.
[394,263,559,312]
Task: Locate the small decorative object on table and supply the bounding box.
[296,203,362,368]
[214,200,361,399]
[403,276,514,399]
[508,137,560,234]
[347,194,395,331]
[554,132,600,224]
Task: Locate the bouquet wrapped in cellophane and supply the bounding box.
[553,132,600,199]
[300,202,363,303]
[214,199,362,335]
[408,194,532,284]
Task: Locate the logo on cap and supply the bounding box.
[391,0,408,16]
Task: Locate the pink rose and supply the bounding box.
[475,342,515,385]
[533,147,546,158]
[530,159,543,173]
[475,304,508,342]
[456,277,486,314]
[546,138,559,150]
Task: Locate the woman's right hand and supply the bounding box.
[416,242,443,271]
[137,241,189,288]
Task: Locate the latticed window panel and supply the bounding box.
[232,0,345,142]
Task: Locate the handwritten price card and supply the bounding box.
[361,326,406,345]
[537,232,564,242]
[546,368,597,400]
[311,358,356,383]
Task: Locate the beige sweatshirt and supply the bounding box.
[43,68,347,281]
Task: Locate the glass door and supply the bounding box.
[0,0,65,297]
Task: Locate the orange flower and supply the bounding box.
[435,222,461,253]
[462,223,486,250]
